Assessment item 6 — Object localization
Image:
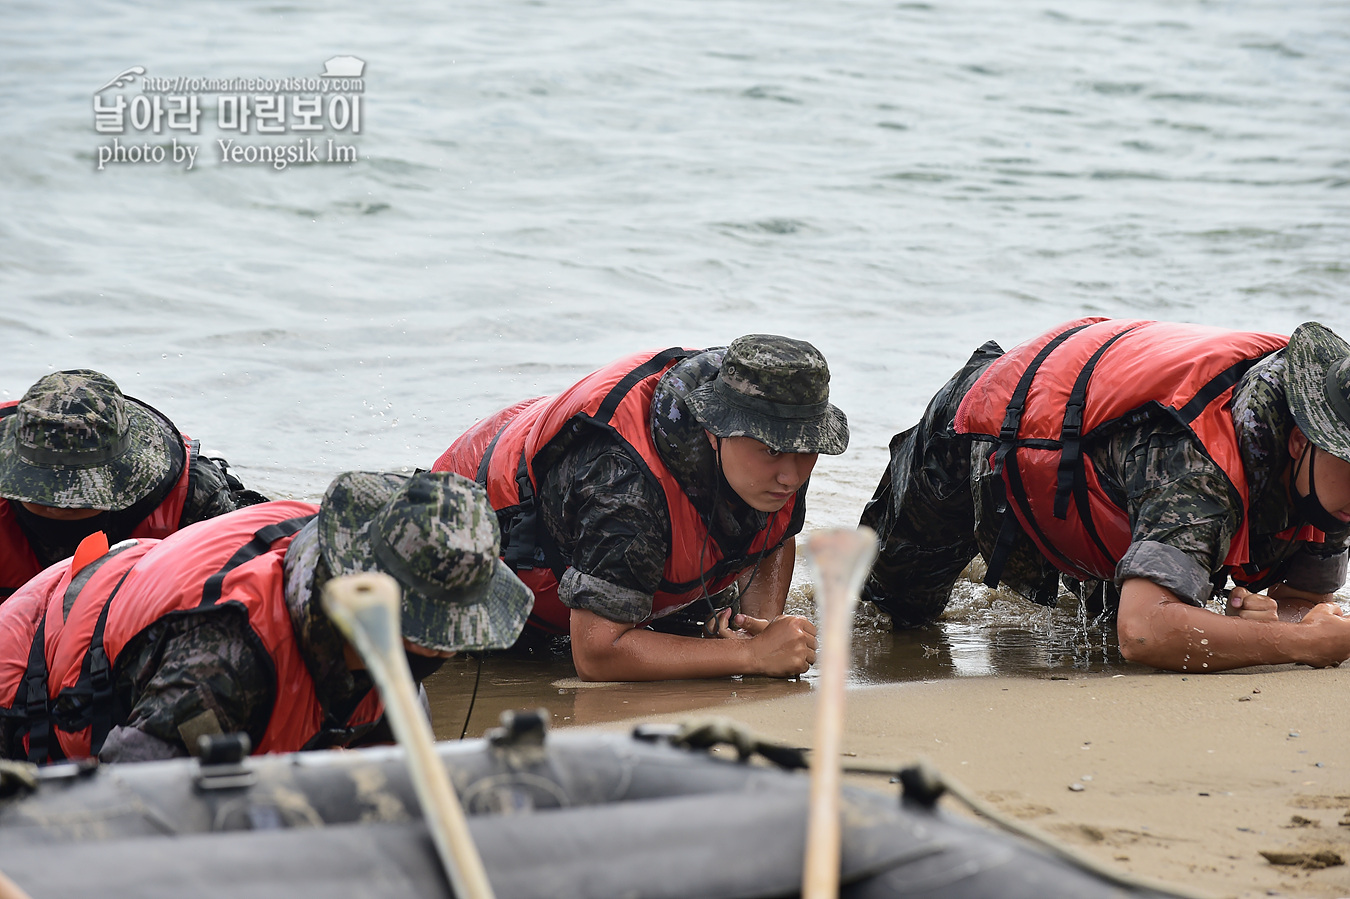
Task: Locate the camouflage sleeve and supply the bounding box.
[1101,423,1240,604]
[1277,544,1349,595]
[106,609,274,761]
[181,453,240,525]
[540,438,670,624]
[1116,540,1214,606]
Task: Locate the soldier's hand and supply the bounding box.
[731,614,817,677]
[1226,587,1278,621]
[1295,602,1350,668]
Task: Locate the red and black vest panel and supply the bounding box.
[0,501,383,763]
[955,318,1291,586]
[0,400,196,600]
[434,347,799,634]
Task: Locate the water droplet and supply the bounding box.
[1199,639,1209,645]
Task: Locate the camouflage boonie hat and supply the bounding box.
[317,470,532,653]
[0,370,177,510]
[685,334,849,455]
[1286,322,1350,463]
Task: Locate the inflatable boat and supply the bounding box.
[0,710,1191,899]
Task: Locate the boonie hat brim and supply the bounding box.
[686,382,850,455]
[1285,322,1350,464]
[318,471,532,653]
[0,399,179,511]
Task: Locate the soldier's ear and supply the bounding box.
[1288,425,1310,460]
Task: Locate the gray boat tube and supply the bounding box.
[0,711,1195,899]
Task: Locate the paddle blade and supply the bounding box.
[803,526,878,621]
[801,527,878,899]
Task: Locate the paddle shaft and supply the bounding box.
[323,573,496,899]
[801,528,878,899]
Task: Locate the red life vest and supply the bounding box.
[0,502,384,762]
[0,400,196,599]
[954,318,1297,586]
[433,347,799,634]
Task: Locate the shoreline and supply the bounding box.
[584,666,1350,899]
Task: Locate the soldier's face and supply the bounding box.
[707,433,817,513]
[20,502,103,521]
[1289,429,1350,524]
[403,639,455,659]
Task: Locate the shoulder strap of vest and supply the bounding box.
[20,614,51,764]
[1176,355,1269,424]
[1053,326,1139,521]
[592,347,692,425]
[984,324,1093,589]
[85,569,134,755]
[198,515,317,608]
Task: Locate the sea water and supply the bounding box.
[2,0,1347,731]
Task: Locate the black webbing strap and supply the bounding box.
[474,423,509,488]
[21,615,50,764]
[86,570,132,756]
[1052,326,1138,521]
[198,516,316,608]
[983,324,1092,588]
[1175,355,1268,424]
[503,450,543,570]
[593,347,692,426]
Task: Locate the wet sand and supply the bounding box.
[572,666,1350,899]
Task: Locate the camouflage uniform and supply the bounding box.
[861,346,1350,627]
[539,350,808,624]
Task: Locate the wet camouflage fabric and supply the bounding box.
[318,470,532,652]
[685,334,849,455]
[858,341,1004,627]
[540,350,805,624]
[0,371,176,510]
[1284,322,1350,463]
[860,344,1350,627]
[99,607,276,760]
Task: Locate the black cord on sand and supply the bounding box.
[459,652,484,741]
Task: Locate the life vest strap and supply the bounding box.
[21,616,50,765]
[198,516,316,608]
[984,324,1091,588]
[594,347,692,425]
[1052,326,1137,521]
[86,570,132,756]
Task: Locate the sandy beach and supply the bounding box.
[582,665,1350,899]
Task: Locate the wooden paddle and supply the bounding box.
[800,527,878,899]
[322,572,496,899]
